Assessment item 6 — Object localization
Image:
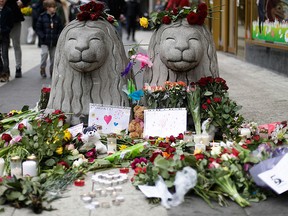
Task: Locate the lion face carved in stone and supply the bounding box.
[159,26,204,72]
[47,20,130,125]
[144,19,219,86]
[65,27,109,73]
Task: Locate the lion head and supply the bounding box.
[144,19,219,86]
[47,20,130,125]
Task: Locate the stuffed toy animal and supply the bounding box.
[81,125,107,154]
[128,105,146,138]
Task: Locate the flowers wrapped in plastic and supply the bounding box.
[187,83,201,135]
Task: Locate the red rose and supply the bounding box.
[196,16,206,25]
[41,87,51,94]
[201,103,208,110]
[231,148,239,157]
[162,15,171,24]
[1,133,12,142]
[77,11,90,21]
[52,109,63,115]
[150,150,162,163]
[198,3,208,12]
[58,161,70,169]
[18,123,25,131]
[90,12,101,20]
[252,135,260,141]
[169,135,176,143]
[213,97,222,103]
[80,3,91,12]
[166,146,176,154]
[194,153,204,160]
[180,154,185,160]
[44,117,52,123]
[214,77,226,84]
[93,2,105,12]
[172,8,178,15]
[107,15,114,23]
[186,12,198,25]
[176,133,184,140]
[206,98,211,104]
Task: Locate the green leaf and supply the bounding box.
[45,158,56,167]
[6,191,22,201]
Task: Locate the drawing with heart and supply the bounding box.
[104,115,112,124]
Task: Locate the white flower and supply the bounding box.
[211,146,221,156]
[221,153,231,161]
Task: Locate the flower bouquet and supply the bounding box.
[187,83,201,135]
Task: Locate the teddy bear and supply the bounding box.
[128,105,146,138]
[81,125,107,154]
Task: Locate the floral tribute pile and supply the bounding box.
[0,77,287,213]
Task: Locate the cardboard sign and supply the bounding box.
[258,154,288,194]
[88,104,131,134]
[143,108,187,137]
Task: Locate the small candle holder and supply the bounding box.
[107,133,117,153]
[10,156,22,178]
[183,131,193,142]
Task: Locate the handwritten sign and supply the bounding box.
[88,104,131,134]
[258,154,288,194]
[68,123,83,137]
[143,108,187,137]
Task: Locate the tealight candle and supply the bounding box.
[81,196,92,203]
[0,158,5,177]
[107,135,117,153]
[22,160,37,177]
[116,196,125,202]
[74,179,85,187]
[240,128,251,138]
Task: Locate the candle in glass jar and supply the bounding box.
[0,158,5,177]
[22,160,37,177]
[183,131,193,142]
[10,156,22,178]
[107,134,117,153]
[193,134,202,144]
[201,134,210,146]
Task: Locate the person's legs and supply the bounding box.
[10,22,22,77]
[1,36,10,82]
[49,46,56,77]
[40,45,49,78]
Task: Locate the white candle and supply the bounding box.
[107,137,117,152]
[240,128,251,138]
[22,161,37,177]
[0,158,5,177]
[201,134,210,146]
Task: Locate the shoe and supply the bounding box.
[40,68,47,78]
[0,74,9,82]
[15,68,22,78]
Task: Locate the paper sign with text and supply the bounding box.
[68,123,83,137]
[143,108,187,137]
[88,104,131,134]
[258,154,288,194]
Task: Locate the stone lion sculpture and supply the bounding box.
[144,19,219,86]
[47,19,130,125]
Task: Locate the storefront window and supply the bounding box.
[252,0,288,45]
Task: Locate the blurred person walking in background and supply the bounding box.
[0,0,13,82]
[125,0,140,42]
[106,0,126,39]
[7,0,31,78]
[35,0,63,78]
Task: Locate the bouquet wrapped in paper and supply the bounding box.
[186,83,201,135]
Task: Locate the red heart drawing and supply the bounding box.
[104,115,112,124]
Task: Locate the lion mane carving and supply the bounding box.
[144,19,219,86]
[47,20,130,125]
